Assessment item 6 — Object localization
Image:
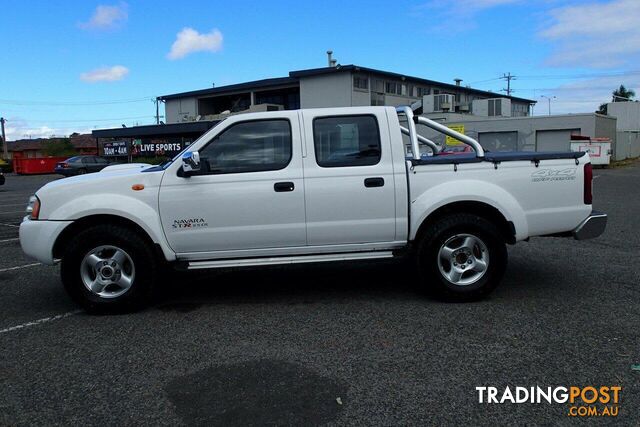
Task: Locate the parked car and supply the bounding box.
[20,106,606,313]
[0,171,4,185]
[439,144,474,155]
[54,156,112,176]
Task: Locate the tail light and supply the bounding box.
[584,162,593,205]
[61,163,69,168]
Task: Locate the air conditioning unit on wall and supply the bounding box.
[423,94,456,113]
[471,98,512,117]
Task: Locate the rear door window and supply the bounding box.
[312,115,381,167]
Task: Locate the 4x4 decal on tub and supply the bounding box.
[531,168,577,183]
[172,218,209,229]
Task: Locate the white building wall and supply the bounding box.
[419,113,615,152]
[607,102,640,130]
[299,73,352,108]
[165,97,198,123]
[351,89,370,106]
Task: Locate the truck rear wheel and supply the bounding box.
[61,224,157,313]
[416,213,507,301]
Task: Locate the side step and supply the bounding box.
[187,251,395,270]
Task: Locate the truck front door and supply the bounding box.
[159,112,306,255]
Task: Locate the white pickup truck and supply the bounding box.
[20,106,606,312]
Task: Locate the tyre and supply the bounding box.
[416,213,507,301]
[61,224,157,313]
[77,168,87,175]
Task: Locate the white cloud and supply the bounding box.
[539,0,640,67]
[167,28,223,60]
[80,65,129,82]
[413,0,521,30]
[534,75,640,114]
[79,2,128,30]
[4,118,93,141]
[416,0,521,18]
[427,0,520,12]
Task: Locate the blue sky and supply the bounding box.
[1,0,639,139]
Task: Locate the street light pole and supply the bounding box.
[540,95,556,116]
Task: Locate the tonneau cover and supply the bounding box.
[410,151,585,166]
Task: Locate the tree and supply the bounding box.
[597,85,636,114]
[42,138,76,157]
[613,84,636,101]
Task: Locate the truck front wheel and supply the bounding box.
[416,213,507,301]
[61,224,157,313]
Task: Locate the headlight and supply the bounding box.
[26,195,40,220]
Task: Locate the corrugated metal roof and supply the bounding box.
[158,64,536,104]
[92,120,220,138]
[7,134,96,151]
[158,77,298,100]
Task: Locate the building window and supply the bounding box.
[511,103,529,117]
[198,119,292,174]
[371,79,384,93]
[371,92,385,106]
[416,87,430,97]
[313,115,381,168]
[353,75,368,91]
[406,84,415,97]
[385,81,402,95]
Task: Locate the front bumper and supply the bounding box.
[19,218,73,264]
[573,210,607,240]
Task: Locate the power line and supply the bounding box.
[469,70,640,87]
[0,97,154,106]
[16,116,154,123]
[517,70,640,80]
[468,77,503,85]
[4,116,155,125]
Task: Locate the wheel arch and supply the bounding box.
[53,214,172,261]
[413,201,517,245]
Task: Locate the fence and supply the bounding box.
[614,131,640,160]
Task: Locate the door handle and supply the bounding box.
[364,177,384,188]
[274,182,295,192]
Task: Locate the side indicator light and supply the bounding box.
[132,184,145,191]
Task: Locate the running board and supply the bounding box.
[187,251,395,270]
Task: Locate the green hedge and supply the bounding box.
[0,159,12,173]
[133,156,169,165]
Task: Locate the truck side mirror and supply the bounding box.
[181,151,201,175]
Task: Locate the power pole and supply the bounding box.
[0,117,7,160]
[501,72,516,96]
[153,98,165,124]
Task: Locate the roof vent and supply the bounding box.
[327,50,337,67]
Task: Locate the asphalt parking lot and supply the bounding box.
[1,164,638,425]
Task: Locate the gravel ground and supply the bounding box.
[0,163,638,425]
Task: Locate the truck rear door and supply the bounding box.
[301,108,398,245]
